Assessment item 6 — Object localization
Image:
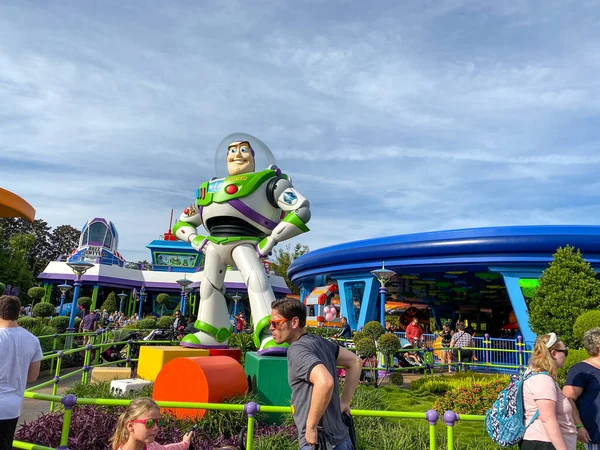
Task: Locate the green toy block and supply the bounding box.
[244,352,291,424]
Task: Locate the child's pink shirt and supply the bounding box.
[118,441,190,450]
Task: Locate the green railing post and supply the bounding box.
[443,410,459,450]
[82,344,92,384]
[244,401,260,450]
[517,336,524,373]
[58,394,77,449]
[126,338,133,368]
[425,410,439,450]
[49,333,58,375]
[50,351,64,412]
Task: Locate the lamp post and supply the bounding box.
[57,282,72,316]
[232,293,241,317]
[370,262,396,328]
[117,292,128,313]
[138,286,146,320]
[66,261,94,330]
[176,276,192,316]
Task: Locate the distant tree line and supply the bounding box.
[0,218,81,299]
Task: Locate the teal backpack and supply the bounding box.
[485,371,548,447]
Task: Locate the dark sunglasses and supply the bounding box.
[132,418,164,429]
[554,349,569,356]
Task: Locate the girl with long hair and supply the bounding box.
[111,398,193,450]
[521,333,576,450]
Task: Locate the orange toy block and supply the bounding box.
[136,346,209,381]
[152,356,247,419]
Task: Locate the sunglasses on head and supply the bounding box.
[132,418,164,429]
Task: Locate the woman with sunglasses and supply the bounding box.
[521,333,576,450]
[563,327,600,450]
[111,398,194,450]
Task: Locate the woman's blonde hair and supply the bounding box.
[529,333,562,381]
[111,397,159,450]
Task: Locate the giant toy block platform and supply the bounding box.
[137,346,209,381]
[244,352,290,423]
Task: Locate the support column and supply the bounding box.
[90,285,99,310]
[332,274,379,330]
[489,266,544,345]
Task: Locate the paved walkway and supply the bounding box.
[19,368,87,426]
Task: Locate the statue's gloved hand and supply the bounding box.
[256,237,276,258]
[190,234,208,253]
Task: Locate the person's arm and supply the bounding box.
[563,385,590,443]
[27,360,41,383]
[337,346,362,414]
[305,364,335,446]
[535,398,569,450]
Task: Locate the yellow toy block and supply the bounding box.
[137,346,209,381]
[90,367,132,383]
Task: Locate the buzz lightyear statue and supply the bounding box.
[173,133,310,355]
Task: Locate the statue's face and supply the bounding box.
[227,141,255,175]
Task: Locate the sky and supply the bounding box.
[2,0,600,263]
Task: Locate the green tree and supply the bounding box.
[529,245,600,347]
[0,233,35,297]
[49,224,81,259]
[27,286,46,308]
[102,291,118,313]
[269,243,309,295]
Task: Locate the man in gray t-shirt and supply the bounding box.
[271,299,362,449]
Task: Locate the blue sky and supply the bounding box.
[2,0,600,263]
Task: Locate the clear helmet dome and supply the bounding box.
[213,132,277,178]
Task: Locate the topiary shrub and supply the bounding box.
[101,292,118,314]
[363,321,385,341]
[156,293,171,316]
[28,286,46,307]
[77,296,92,311]
[49,316,70,333]
[137,317,157,330]
[377,333,400,368]
[32,302,56,318]
[389,371,404,387]
[17,316,41,331]
[157,315,174,329]
[352,331,366,343]
[573,310,600,347]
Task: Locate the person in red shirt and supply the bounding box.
[405,317,424,345]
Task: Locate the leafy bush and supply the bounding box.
[573,310,600,347]
[389,371,404,387]
[378,333,400,357]
[306,326,339,338]
[157,315,175,329]
[49,316,70,333]
[137,317,157,329]
[433,379,505,415]
[0,282,5,295]
[228,332,258,365]
[32,302,55,318]
[77,296,92,311]
[410,373,510,394]
[17,316,42,331]
[64,381,150,400]
[363,321,385,341]
[558,348,588,385]
[156,293,171,316]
